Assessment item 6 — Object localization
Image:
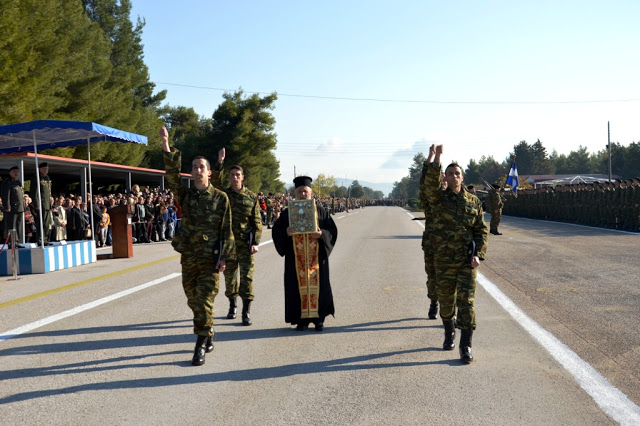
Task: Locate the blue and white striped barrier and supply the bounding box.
[0,240,96,275]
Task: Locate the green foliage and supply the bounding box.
[0,0,113,123]
[349,180,365,198]
[166,90,284,194]
[465,155,505,186]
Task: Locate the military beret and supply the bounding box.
[9,166,19,171]
[38,162,49,168]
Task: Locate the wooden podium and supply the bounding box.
[110,204,133,258]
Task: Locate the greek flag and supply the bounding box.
[506,161,519,195]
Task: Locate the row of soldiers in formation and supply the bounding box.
[502,178,640,232]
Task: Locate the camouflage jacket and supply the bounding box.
[212,162,262,247]
[164,149,235,261]
[424,162,488,260]
[486,189,504,212]
[28,173,52,210]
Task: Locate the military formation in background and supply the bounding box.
[503,178,640,232]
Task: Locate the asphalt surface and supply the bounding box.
[1,206,638,425]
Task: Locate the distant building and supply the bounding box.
[521,174,621,188]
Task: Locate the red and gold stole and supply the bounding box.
[292,233,320,319]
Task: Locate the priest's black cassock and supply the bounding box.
[272,204,338,326]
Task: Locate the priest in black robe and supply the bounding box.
[272,176,338,331]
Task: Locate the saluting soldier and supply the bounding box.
[424,144,488,364]
[212,148,262,326]
[419,156,440,320]
[28,162,53,245]
[161,127,235,366]
[1,166,25,245]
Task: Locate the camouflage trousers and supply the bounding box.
[181,256,220,336]
[434,255,477,330]
[490,211,502,232]
[267,209,273,225]
[421,233,437,302]
[32,209,52,244]
[224,246,255,300]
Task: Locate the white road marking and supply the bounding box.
[477,274,640,425]
[0,273,181,343]
[408,209,640,424]
[0,242,276,343]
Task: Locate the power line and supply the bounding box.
[154,81,640,105]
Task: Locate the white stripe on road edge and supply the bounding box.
[477,273,640,425]
[408,209,640,424]
[0,244,275,343]
[0,273,181,343]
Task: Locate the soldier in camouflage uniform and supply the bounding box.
[419,157,440,319]
[424,144,488,364]
[161,127,235,366]
[266,193,274,229]
[486,184,504,235]
[212,148,262,326]
[28,162,53,245]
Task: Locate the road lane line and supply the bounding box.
[477,273,640,424]
[0,273,181,343]
[0,241,275,341]
[0,255,180,309]
[408,209,640,424]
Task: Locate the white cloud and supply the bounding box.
[380,139,434,169]
[315,137,344,153]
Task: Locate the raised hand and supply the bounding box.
[218,147,225,164]
[160,126,170,152]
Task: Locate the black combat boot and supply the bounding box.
[192,335,207,366]
[226,297,237,319]
[242,300,252,326]
[205,330,215,353]
[442,320,456,350]
[459,329,474,364]
[428,300,438,319]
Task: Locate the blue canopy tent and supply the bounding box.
[0,120,148,249]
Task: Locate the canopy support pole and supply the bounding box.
[32,130,45,249]
[87,137,94,243]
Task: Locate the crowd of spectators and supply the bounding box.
[4,181,400,246]
[9,183,180,246]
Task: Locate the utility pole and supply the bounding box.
[608,121,612,183]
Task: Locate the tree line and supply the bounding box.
[0,0,283,194]
[391,139,640,200]
[311,175,385,200]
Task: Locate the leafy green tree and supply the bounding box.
[477,155,505,185]
[564,146,592,174]
[191,90,284,194]
[391,176,410,200]
[464,159,481,185]
[335,186,349,198]
[349,180,365,198]
[623,142,640,178]
[312,174,337,197]
[0,0,112,124]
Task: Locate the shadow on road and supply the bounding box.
[371,235,422,240]
[0,318,460,404]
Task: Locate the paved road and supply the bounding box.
[1,207,638,425]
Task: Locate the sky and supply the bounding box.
[130,0,640,189]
